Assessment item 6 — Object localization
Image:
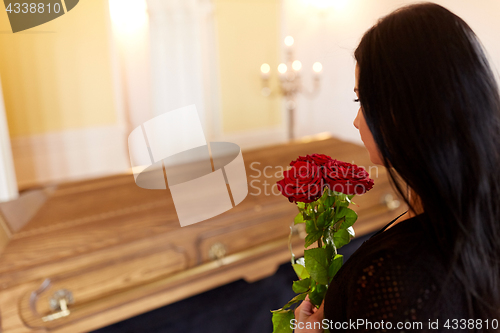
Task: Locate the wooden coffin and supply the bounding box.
[0,137,406,333]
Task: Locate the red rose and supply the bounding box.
[277,160,326,203]
[290,154,333,167]
[324,160,374,195]
[309,153,333,166]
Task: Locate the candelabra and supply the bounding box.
[260,36,322,141]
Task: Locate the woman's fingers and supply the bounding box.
[295,299,313,319]
[295,297,325,321]
[294,298,325,333]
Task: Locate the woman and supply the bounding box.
[294,3,500,332]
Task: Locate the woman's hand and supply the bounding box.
[293,295,325,333]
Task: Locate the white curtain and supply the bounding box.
[146,0,220,141]
[0,76,18,202]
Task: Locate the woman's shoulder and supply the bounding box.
[345,212,438,269]
[338,212,449,292]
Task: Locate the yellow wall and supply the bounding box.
[0,0,282,137]
[214,0,282,133]
[0,0,116,137]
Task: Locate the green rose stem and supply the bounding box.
[271,188,358,333]
[288,222,295,265]
[272,155,373,333]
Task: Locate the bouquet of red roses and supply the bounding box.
[271,154,374,333]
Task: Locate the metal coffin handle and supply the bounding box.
[29,279,75,322]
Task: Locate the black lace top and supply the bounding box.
[324,212,469,332]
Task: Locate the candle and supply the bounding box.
[285,36,295,56]
[284,36,294,52]
[260,63,271,79]
[292,60,302,72]
[313,62,323,77]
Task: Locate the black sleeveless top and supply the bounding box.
[323,212,469,332]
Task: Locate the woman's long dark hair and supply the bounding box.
[355,2,500,329]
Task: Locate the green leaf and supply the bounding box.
[328,254,343,281]
[294,212,304,225]
[304,248,330,285]
[309,283,327,307]
[297,202,305,210]
[323,227,334,245]
[303,203,313,217]
[322,228,330,240]
[305,219,317,234]
[304,231,322,248]
[292,258,310,279]
[324,194,335,208]
[309,276,316,288]
[271,310,294,333]
[292,278,311,293]
[325,242,335,264]
[331,191,346,199]
[333,192,350,208]
[337,200,350,208]
[316,211,328,229]
[335,192,347,202]
[335,207,358,229]
[334,206,347,220]
[333,229,350,249]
